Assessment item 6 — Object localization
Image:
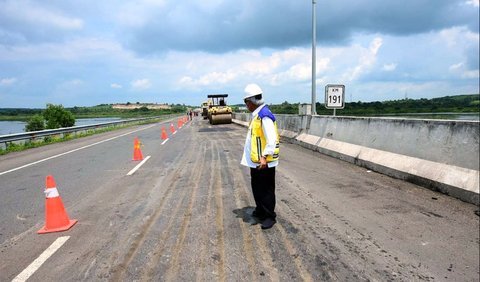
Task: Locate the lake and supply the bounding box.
[0,117,123,135]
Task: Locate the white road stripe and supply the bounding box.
[127,156,151,176]
[0,124,156,176]
[161,138,169,145]
[12,236,70,282]
[173,131,177,135]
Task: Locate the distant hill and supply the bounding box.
[112,103,171,110]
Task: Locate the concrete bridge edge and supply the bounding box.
[232,118,480,206]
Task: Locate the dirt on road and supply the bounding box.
[1,117,478,281]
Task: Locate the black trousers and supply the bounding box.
[250,167,276,220]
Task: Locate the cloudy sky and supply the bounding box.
[0,0,479,108]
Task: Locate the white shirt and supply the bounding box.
[241,104,279,168]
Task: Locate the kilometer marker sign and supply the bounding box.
[325,84,345,109]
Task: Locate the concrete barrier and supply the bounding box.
[233,113,479,205]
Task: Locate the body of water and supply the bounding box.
[1,113,478,136]
[0,117,123,135]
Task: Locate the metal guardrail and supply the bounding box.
[0,116,174,147]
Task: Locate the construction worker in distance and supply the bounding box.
[241,83,280,230]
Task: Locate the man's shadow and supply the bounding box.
[232,206,261,225]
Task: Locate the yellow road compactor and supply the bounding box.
[201,101,209,119]
[207,94,232,125]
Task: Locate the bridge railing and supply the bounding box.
[0,116,173,149]
[232,113,479,205]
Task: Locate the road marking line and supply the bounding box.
[161,138,169,145]
[173,131,177,135]
[0,124,156,176]
[12,236,70,282]
[127,156,151,176]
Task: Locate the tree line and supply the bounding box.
[267,94,479,115]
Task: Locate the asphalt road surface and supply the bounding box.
[0,116,478,281]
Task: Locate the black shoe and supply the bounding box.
[252,210,266,220]
[261,218,276,230]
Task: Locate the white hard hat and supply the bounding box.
[243,83,263,100]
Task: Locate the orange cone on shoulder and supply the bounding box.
[161,127,168,140]
[38,175,77,234]
[133,137,144,161]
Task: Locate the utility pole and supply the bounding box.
[311,0,317,115]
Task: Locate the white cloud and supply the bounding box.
[269,57,329,86]
[178,71,237,90]
[1,0,83,30]
[131,79,151,90]
[461,70,479,79]
[70,79,83,86]
[449,62,464,71]
[176,47,319,89]
[383,63,397,71]
[201,71,236,85]
[466,0,479,7]
[286,64,311,81]
[449,62,480,79]
[369,38,383,55]
[174,40,392,92]
[439,26,478,48]
[111,83,123,89]
[342,37,383,81]
[0,77,17,86]
[179,76,193,84]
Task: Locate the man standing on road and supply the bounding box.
[241,83,280,230]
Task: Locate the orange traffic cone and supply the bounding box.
[133,137,144,161]
[178,119,183,128]
[170,123,175,134]
[38,175,77,234]
[161,127,168,140]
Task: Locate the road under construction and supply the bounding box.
[0,116,478,281]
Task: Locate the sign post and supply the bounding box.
[324,84,345,116]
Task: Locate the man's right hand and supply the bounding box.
[257,156,267,170]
